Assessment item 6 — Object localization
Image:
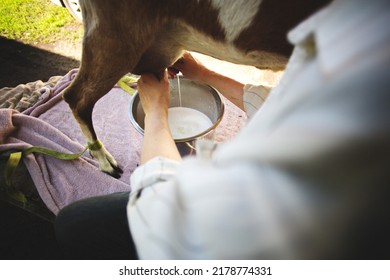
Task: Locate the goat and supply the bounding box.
[62,0,329,177]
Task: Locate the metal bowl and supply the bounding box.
[129,77,224,154]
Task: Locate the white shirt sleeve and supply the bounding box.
[128,155,311,259]
[242,84,272,118]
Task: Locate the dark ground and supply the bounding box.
[0,36,80,259]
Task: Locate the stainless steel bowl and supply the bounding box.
[129,77,224,155]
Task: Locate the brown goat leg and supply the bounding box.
[62,0,166,177]
[61,31,137,178]
[63,70,126,178]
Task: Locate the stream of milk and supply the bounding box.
[177,75,182,107]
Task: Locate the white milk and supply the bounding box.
[168,107,213,139]
[177,75,182,107]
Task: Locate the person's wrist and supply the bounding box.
[144,111,170,134]
[195,66,214,84]
[145,107,168,121]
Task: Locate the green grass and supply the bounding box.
[0,0,82,44]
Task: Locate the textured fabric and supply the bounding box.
[0,70,245,214]
[127,0,390,259]
[242,84,271,118]
[0,70,133,214]
[0,76,61,112]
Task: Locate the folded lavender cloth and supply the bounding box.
[0,76,62,112]
[0,69,245,215]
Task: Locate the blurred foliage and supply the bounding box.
[0,0,82,43]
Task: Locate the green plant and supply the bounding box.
[0,0,82,44]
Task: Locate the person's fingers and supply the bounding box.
[168,67,179,78]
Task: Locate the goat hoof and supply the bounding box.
[88,142,123,178]
[100,158,123,178]
[107,164,123,179]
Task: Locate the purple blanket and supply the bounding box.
[0,69,245,214]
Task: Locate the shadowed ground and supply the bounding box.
[0,36,80,259]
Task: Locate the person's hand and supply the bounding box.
[137,70,170,117]
[170,51,246,111]
[168,52,208,82]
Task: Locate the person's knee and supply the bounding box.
[54,193,135,259]
[55,201,85,246]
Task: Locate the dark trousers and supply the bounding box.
[55,192,138,259]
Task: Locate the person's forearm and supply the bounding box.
[199,70,245,111]
[141,111,181,164]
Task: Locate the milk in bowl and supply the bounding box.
[168,107,213,140]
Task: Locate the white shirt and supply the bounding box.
[127,0,390,259]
